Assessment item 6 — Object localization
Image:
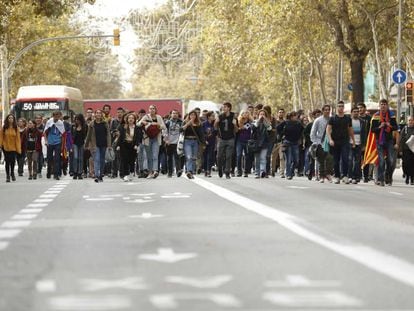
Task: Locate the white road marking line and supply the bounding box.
[26,203,48,208]
[83,195,90,199]
[150,293,242,309]
[131,193,156,196]
[165,275,233,288]
[39,194,58,198]
[0,241,10,250]
[44,191,61,194]
[100,194,123,198]
[85,198,114,201]
[33,199,54,203]
[124,199,154,204]
[263,291,363,307]
[12,214,38,220]
[48,295,131,310]
[1,221,32,228]
[79,277,148,291]
[287,186,310,189]
[161,192,191,198]
[0,229,21,239]
[36,280,57,293]
[192,177,414,288]
[128,213,164,219]
[389,191,403,196]
[21,209,43,213]
[265,275,341,288]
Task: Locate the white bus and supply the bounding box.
[13,85,83,120]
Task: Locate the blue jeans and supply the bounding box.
[331,143,350,178]
[73,144,84,175]
[376,140,395,183]
[184,139,199,173]
[255,147,267,176]
[144,138,160,172]
[93,146,106,178]
[236,141,251,174]
[349,144,362,180]
[285,143,299,178]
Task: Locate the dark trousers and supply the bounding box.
[47,143,61,177]
[217,138,235,174]
[331,143,350,178]
[166,143,181,175]
[316,145,333,178]
[236,141,252,174]
[4,151,17,177]
[120,143,136,176]
[17,152,25,175]
[203,143,215,173]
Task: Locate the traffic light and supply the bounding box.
[113,28,120,46]
[406,81,413,104]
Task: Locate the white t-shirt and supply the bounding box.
[351,119,361,145]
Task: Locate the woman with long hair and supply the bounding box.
[182,110,204,179]
[0,114,21,182]
[85,109,112,183]
[23,120,42,180]
[252,110,272,178]
[71,114,88,180]
[237,110,253,177]
[117,113,142,182]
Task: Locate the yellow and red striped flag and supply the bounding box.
[362,131,378,167]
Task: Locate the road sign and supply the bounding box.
[392,69,407,85]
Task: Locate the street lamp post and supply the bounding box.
[397,0,403,122]
[1,45,9,120]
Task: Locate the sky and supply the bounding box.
[79,0,167,91]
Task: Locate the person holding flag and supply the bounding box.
[369,99,398,186]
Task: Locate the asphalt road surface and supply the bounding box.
[0,169,413,311]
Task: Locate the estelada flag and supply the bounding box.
[362,131,378,167]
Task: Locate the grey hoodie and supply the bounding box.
[310,115,329,145]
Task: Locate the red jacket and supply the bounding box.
[22,128,42,153]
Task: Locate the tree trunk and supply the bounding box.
[350,58,365,104]
[316,60,327,106]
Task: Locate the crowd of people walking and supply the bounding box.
[0,100,413,186]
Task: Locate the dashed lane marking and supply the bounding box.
[33,199,54,203]
[48,295,132,310]
[26,203,48,208]
[36,280,57,293]
[21,209,43,213]
[0,229,21,239]
[12,214,38,220]
[0,241,9,250]
[1,220,32,228]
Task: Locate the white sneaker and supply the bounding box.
[334,178,340,184]
[343,176,349,184]
[123,176,129,182]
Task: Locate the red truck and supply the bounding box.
[83,98,184,118]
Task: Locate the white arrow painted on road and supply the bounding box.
[139,248,198,263]
[129,213,164,219]
[165,275,233,288]
[80,277,148,291]
[150,293,242,309]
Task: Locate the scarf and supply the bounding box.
[379,110,391,145]
[44,119,65,134]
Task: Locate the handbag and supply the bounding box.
[105,148,115,162]
[176,133,185,156]
[406,134,414,153]
[247,139,259,153]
